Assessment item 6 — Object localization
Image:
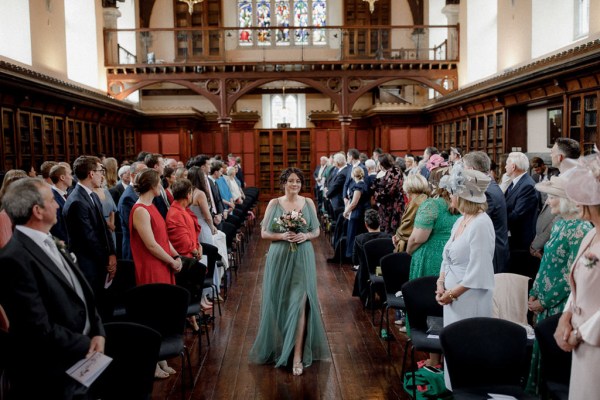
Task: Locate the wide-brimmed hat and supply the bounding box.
[535,175,568,198]
[439,164,491,203]
[563,153,600,205]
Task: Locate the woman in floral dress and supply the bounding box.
[525,176,592,395]
[371,153,405,234]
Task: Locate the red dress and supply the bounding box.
[130,203,175,285]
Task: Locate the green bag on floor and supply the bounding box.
[403,366,452,400]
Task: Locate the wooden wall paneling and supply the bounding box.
[505,106,527,152]
[355,128,369,153]
[161,132,180,158]
[241,130,255,187]
[140,133,160,153]
[388,126,408,154]
[409,126,428,154]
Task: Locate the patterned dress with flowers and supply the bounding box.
[371,167,405,234]
[526,218,593,395]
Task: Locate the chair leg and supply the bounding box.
[212,284,222,316]
[184,346,193,388]
[400,338,411,387]
[411,346,417,400]
[386,307,391,356]
[180,352,186,400]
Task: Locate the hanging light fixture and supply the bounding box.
[179,0,204,15]
[363,0,377,13]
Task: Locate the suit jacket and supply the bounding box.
[486,180,510,273]
[0,230,104,399]
[109,181,125,205]
[50,188,69,244]
[327,165,349,210]
[63,185,116,290]
[235,164,245,188]
[531,204,561,251]
[152,185,170,220]
[117,185,139,260]
[505,173,539,251]
[208,177,225,215]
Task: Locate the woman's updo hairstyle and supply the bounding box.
[279,167,304,189]
[133,168,160,195]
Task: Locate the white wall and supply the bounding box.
[531,0,574,58]
[527,107,551,153]
[497,0,531,71]
[29,0,67,78]
[0,0,32,65]
[462,0,498,85]
[65,0,100,88]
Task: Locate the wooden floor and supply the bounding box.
[152,216,416,400]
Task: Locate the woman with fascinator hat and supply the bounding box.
[554,153,600,399]
[435,165,496,389]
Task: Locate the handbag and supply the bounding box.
[403,366,451,400]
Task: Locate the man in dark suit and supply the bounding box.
[109,164,130,206]
[117,162,146,261]
[504,152,540,278]
[145,153,170,219]
[530,156,559,207]
[235,156,245,189]
[0,178,105,399]
[325,153,350,213]
[63,155,117,318]
[351,209,391,304]
[49,163,73,244]
[463,151,510,273]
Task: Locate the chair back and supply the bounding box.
[401,276,443,331]
[534,313,572,386]
[380,252,411,296]
[493,273,530,325]
[107,259,137,320]
[440,317,527,390]
[93,322,161,400]
[123,283,190,337]
[363,237,395,275]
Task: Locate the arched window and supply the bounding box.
[238,0,327,47]
[575,0,589,39]
[271,94,299,127]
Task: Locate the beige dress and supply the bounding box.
[565,228,600,399]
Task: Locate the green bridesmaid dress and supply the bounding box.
[249,199,330,368]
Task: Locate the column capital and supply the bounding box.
[338,115,352,125]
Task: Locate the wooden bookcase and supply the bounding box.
[569,92,599,155]
[174,0,221,61]
[256,130,312,197]
[433,111,504,166]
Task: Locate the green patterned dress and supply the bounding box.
[249,199,330,368]
[409,197,460,280]
[525,218,593,395]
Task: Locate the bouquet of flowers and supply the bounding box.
[272,209,308,252]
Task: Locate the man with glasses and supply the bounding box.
[63,155,117,319]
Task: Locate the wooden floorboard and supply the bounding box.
[151,215,417,400]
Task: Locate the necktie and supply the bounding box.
[44,236,75,288]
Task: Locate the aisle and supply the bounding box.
[152,218,411,399]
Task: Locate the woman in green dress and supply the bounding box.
[249,168,330,376]
[525,176,592,395]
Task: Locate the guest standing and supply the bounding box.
[249,168,329,376]
[436,167,495,389]
[554,153,600,399]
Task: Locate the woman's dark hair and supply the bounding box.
[279,167,304,188]
[171,179,193,200]
[132,168,160,195]
[378,153,395,170]
[187,166,210,197]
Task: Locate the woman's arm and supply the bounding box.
[343,189,362,218]
[261,199,286,241]
[133,206,181,271]
[406,228,432,255]
[194,190,218,235]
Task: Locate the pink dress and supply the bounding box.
[130,203,175,285]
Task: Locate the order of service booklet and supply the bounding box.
[66,351,113,387]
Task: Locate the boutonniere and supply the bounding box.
[54,238,77,264]
[582,252,599,269]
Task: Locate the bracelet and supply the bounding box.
[447,290,457,301]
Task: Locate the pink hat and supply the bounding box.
[426,154,448,172]
[563,153,600,205]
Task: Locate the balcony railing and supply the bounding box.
[104,25,459,67]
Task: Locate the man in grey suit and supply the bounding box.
[463,151,510,273]
[0,178,105,399]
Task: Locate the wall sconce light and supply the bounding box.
[188,129,193,141]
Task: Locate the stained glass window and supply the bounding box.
[238,0,253,45]
[238,0,326,46]
[271,94,299,127]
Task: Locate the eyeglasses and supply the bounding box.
[93,169,106,174]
